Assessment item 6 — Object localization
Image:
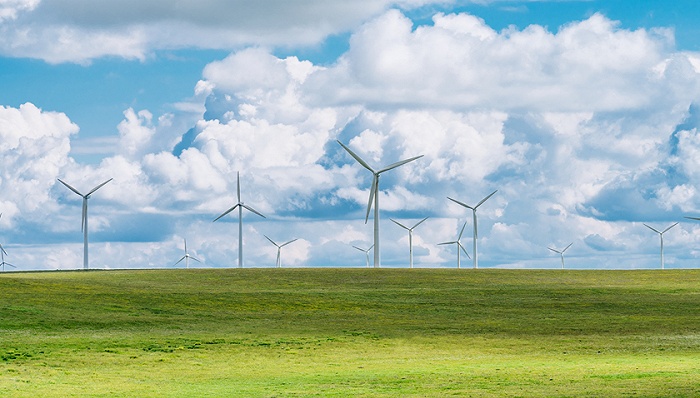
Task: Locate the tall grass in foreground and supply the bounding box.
[0,268,698,397]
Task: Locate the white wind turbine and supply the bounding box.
[264,235,298,268]
[58,178,113,270]
[643,222,678,270]
[548,243,573,269]
[390,217,428,268]
[447,190,497,269]
[0,243,16,271]
[213,172,265,268]
[352,244,374,268]
[439,222,470,269]
[337,140,423,268]
[174,238,201,269]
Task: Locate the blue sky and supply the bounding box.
[2,0,700,270]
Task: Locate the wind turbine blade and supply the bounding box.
[264,235,278,247]
[6,262,15,268]
[337,140,375,172]
[0,244,7,256]
[237,171,241,203]
[57,179,84,197]
[662,222,679,234]
[190,256,201,263]
[352,245,365,252]
[378,155,423,174]
[563,242,573,253]
[241,204,266,218]
[643,223,661,234]
[213,204,240,222]
[368,244,374,251]
[475,190,498,209]
[684,216,700,221]
[174,256,186,266]
[412,217,429,229]
[86,178,113,196]
[281,239,298,247]
[458,222,467,240]
[438,241,456,246]
[184,239,188,253]
[458,242,471,259]
[390,218,409,230]
[447,197,475,210]
[365,175,377,223]
[548,247,561,254]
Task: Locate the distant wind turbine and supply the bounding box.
[174,239,200,269]
[352,244,374,268]
[58,178,112,270]
[643,222,678,270]
[213,172,265,268]
[439,222,470,269]
[264,235,298,268]
[548,243,573,269]
[447,190,497,269]
[390,217,428,268]
[338,140,423,268]
[0,243,16,271]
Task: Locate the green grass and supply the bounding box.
[0,268,699,397]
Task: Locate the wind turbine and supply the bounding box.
[447,190,497,269]
[439,222,470,268]
[213,172,265,268]
[352,244,374,268]
[264,235,298,268]
[390,217,428,268]
[643,222,678,270]
[174,239,200,269]
[0,243,16,271]
[337,140,423,268]
[548,243,573,269]
[57,178,112,270]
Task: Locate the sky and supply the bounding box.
[2,0,700,270]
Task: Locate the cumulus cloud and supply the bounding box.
[6,9,700,270]
[0,103,77,223]
[305,10,677,112]
[0,0,442,64]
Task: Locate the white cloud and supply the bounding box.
[6,9,700,270]
[0,0,443,64]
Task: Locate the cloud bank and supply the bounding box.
[3,9,700,270]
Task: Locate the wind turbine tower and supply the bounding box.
[643,222,678,269]
[174,238,201,269]
[447,190,497,269]
[58,178,112,270]
[352,244,374,268]
[214,172,265,268]
[390,217,428,268]
[264,235,298,268]
[338,140,423,268]
[439,222,470,268]
[548,243,573,269]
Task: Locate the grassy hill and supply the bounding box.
[0,268,699,397]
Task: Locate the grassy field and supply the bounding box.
[0,268,698,397]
